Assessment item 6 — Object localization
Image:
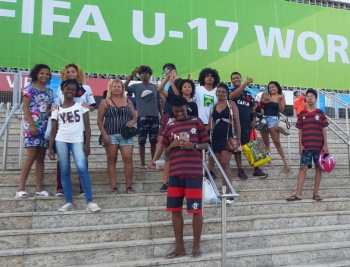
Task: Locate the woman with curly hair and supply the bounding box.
[260,81,290,172]
[195,67,220,178]
[16,64,53,198]
[54,63,96,196]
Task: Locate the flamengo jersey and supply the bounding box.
[162,116,210,177]
[296,108,328,151]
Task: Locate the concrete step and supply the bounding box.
[1,237,350,266]
[1,198,350,229]
[69,241,350,267]
[1,210,350,250]
[286,259,350,267]
[1,165,350,183]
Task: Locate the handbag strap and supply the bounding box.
[226,100,236,138]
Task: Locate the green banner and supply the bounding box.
[1,0,350,90]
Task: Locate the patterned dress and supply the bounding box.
[23,84,53,148]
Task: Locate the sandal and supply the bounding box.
[190,250,202,258]
[110,188,118,195]
[35,191,49,197]
[313,195,323,201]
[126,187,135,194]
[286,195,302,201]
[15,191,28,198]
[166,251,185,259]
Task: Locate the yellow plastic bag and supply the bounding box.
[242,138,271,167]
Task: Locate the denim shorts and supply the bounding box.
[300,150,320,167]
[265,115,278,129]
[103,134,134,146]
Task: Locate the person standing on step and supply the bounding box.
[229,72,268,180]
[207,83,240,200]
[194,67,220,179]
[54,63,96,197]
[124,65,162,168]
[260,81,290,172]
[286,89,328,202]
[16,64,54,198]
[146,63,181,171]
[49,79,101,212]
[153,77,198,193]
[163,96,209,259]
[97,79,137,194]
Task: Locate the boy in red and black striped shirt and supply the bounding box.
[162,96,209,259]
[287,89,329,202]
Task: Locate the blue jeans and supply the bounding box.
[55,141,93,204]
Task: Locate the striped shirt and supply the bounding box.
[103,100,132,135]
[162,116,210,177]
[296,108,328,151]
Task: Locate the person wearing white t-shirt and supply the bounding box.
[54,63,96,196]
[49,80,101,212]
[194,68,220,179]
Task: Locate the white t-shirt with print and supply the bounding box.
[56,84,96,106]
[194,86,217,124]
[51,102,89,143]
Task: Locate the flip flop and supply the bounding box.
[165,251,185,259]
[313,195,323,201]
[190,250,202,258]
[286,195,302,201]
[110,188,118,195]
[139,166,148,169]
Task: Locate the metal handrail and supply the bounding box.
[0,102,19,140]
[0,102,19,170]
[321,90,350,108]
[325,117,350,176]
[202,147,239,267]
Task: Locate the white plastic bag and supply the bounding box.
[203,178,221,204]
[45,117,52,140]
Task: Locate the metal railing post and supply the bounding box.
[19,115,24,168]
[2,102,11,170]
[221,185,227,267]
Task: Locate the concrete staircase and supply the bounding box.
[1,110,350,266]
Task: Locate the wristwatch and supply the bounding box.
[193,143,199,151]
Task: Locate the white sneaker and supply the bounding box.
[58,203,74,212]
[35,191,49,197]
[86,202,101,212]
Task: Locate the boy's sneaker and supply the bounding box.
[58,203,74,212]
[159,183,168,193]
[79,189,85,196]
[205,171,217,179]
[226,197,235,204]
[86,202,101,212]
[55,190,64,197]
[237,169,248,180]
[253,168,268,179]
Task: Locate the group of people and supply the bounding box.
[15,61,330,258]
[16,63,102,212]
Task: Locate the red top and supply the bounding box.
[162,116,210,177]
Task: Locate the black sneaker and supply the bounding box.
[237,169,248,180]
[55,190,64,197]
[253,168,268,179]
[205,171,217,179]
[79,189,85,196]
[159,183,168,193]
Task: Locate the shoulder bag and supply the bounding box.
[274,116,291,136]
[225,100,241,153]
